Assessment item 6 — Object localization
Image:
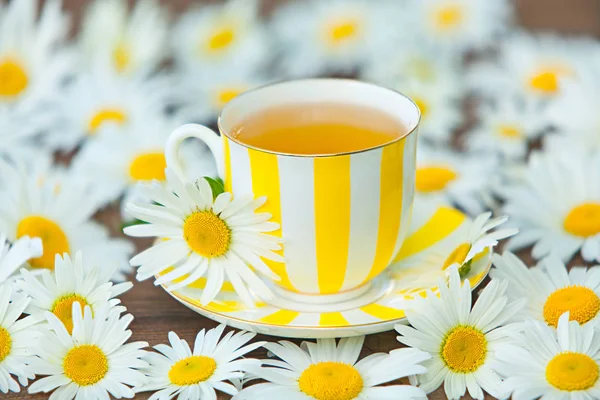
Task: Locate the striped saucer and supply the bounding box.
[161,205,493,338]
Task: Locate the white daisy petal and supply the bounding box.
[140,325,261,399]
[241,337,426,400]
[498,313,600,399]
[125,167,281,302]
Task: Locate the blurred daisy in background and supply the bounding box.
[172,0,268,78]
[363,40,463,89]
[400,77,463,144]
[18,252,132,334]
[396,268,525,400]
[28,303,148,400]
[363,42,464,143]
[501,146,600,263]
[74,115,217,214]
[271,0,401,77]
[391,206,516,289]
[0,162,134,281]
[174,72,268,124]
[45,66,169,152]
[0,283,39,394]
[124,169,282,306]
[415,144,499,216]
[466,98,548,160]
[497,313,600,399]
[23,153,114,210]
[546,69,600,151]
[0,0,74,114]
[237,336,430,400]
[79,0,169,77]
[0,107,51,165]
[139,325,263,400]
[404,0,513,52]
[469,32,591,103]
[492,252,600,328]
[0,234,41,284]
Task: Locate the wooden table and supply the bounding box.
[8,0,600,399]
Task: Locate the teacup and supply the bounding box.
[165,79,419,301]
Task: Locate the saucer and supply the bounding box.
[162,205,493,338]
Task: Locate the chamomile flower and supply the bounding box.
[546,70,600,151]
[174,72,268,123]
[45,65,169,151]
[124,168,282,306]
[18,251,132,334]
[0,0,74,113]
[415,144,499,216]
[501,146,600,263]
[80,0,169,77]
[492,252,600,328]
[0,283,40,393]
[73,115,217,208]
[172,0,268,77]
[236,336,430,400]
[466,98,548,160]
[469,32,592,103]
[364,43,464,144]
[271,0,401,77]
[497,313,600,399]
[400,75,463,144]
[138,324,263,400]
[0,234,42,283]
[396,268,525,400]
[390,205,517,288]
[363,40,463,89]
[405,0,513,52]
[28,302,148,400]
[0,162,134,281]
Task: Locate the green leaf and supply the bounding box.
[458,259,473,279]
[121,219,147,230]
[204,176,225,199]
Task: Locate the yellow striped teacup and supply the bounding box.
[165,79,420,298]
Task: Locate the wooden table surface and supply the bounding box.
[8,0,600,399]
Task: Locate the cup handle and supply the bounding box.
[165,123,225,180]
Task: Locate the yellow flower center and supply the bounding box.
[129,152,167,181]
[441,326,487,373]
[415,166,457,193]
[51,294,89,334]
[564,203,600,237]
[168,355,217,386]
[88,109,127,135]
[546,352,599,391]
[206,27,236,52]
[216,88,243,108]
[0,327,12,362]
[63,345,108,386]
[497,124,523,139]
[412,96,429,119]
[435,5,463,30]
[0,59,28,98]
[16,215,70,270]
[543,285,600,327]
[328,20,359,45]
[298,362,364,400]
[183,210,231,258]
[113,42,131,73]
[442,243,471,270]
[406,58,436,83]
[529,70,559,94]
